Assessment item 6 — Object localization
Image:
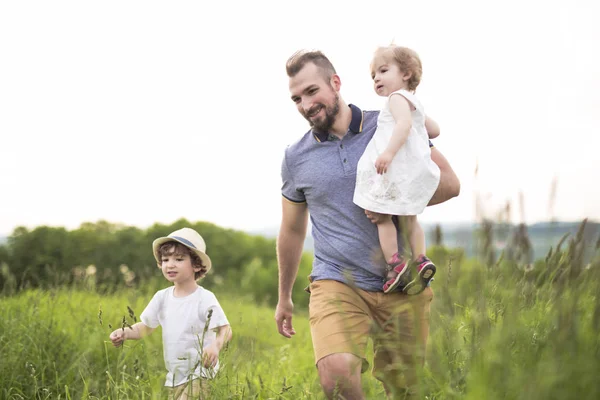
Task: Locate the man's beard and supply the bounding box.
[302,93,340,133]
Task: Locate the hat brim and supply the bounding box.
[152,236,212,273]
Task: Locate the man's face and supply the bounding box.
[289,62,340,132]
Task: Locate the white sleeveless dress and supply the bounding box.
[353,89,440,215]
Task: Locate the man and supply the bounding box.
[274,50,460,399]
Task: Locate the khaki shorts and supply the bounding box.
[308,279,433,386]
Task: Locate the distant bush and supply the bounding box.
[0,219,278,294]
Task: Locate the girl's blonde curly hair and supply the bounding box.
[372,45,423,92]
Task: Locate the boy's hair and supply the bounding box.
[286,49,337,81]
[155,241,208,280]
[373,45,422,91]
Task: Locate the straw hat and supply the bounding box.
[152,227,212,272]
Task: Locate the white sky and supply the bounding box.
[1,0,599,235]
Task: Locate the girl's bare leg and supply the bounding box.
[402,215,425,261]
[371,212,399,280]
[375,212,397,262]
[401,216,437,295]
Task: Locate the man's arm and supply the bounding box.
[425,116,440,139]
[274,198,309,338]
[429,147,460,206]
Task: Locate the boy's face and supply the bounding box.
[160,249,199,285]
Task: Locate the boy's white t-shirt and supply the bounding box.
[140,286,229,386]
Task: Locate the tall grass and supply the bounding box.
[0,287,385,399]
[1,225,599,399]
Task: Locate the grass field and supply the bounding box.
[1,244,599,399]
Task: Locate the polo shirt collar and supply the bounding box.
[313,104,364,143]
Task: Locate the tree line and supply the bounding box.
[0,219,314,307]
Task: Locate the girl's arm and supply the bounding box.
[386,94,413,155]
[374,94,412,174]
[109,322,155,347]
[425,116,440,139]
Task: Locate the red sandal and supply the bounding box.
[402,255,436,295]
[383,253,409,293]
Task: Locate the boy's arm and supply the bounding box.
[214,324,232,349]
[425,116,440,139]
[202,324,232,368]
[109,322,155,347]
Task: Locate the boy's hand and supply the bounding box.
[375,151,394,174]
[109,329,126,347]
[202,343,219,368]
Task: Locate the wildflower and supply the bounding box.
[86,265,97,276]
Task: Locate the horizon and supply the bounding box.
[1,217,597,239]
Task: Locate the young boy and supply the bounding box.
[109,227,232,399]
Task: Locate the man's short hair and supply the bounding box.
[286,49,337,81]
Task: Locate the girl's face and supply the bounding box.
[371,56,411,97]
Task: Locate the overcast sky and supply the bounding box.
[1,0,598,235]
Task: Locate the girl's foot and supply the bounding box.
[402,255,436,295]
[383,253,409,293]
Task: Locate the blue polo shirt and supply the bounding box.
[281,104,404,292]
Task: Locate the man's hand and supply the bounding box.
[374,151,394,174]
[202,343,219,368]
[275,298,296,338]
